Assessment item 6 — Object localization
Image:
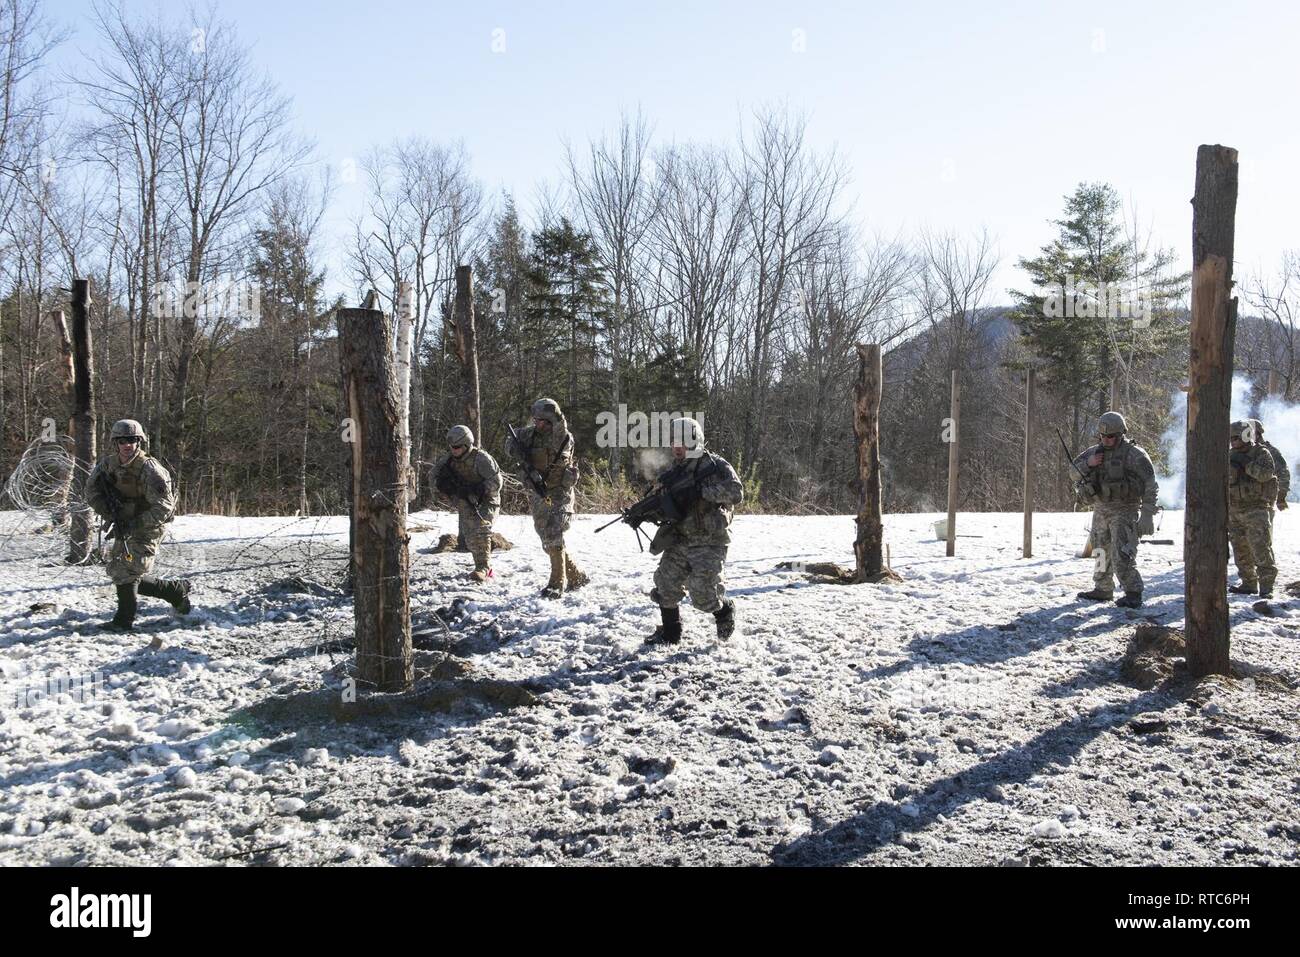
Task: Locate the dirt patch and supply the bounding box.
[429,532,514,553]
[1120,625,1187,689]
[776,560,902,585]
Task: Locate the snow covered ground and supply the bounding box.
[0,507,1297,866]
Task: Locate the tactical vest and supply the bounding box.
[1230,445,1277,510]
[526,432,571,488]
[1098,445,1140,505]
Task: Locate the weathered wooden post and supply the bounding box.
[67,281,97,563]
[1186,144,1239,678]
[452,265,481,440]
[1267,368,1280,397]
[853,343,884,580]
[1022,368,1035,558]
[395,281,415,501]
[337,303,413,693]
[945,369,960,556]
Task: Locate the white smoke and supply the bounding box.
[635,447,672,480]
[1156,374,1296,507]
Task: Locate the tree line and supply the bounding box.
[2,0,1296,517]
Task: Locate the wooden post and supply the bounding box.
[452,265,481,441]
[1267,368,1280,396]
[67,282,96,563]
[1185,144,1239,679]
[337,305,413,693]
[1022,369,1035,558]
[945,369,960,557]
[853,344,884,580]
[395,281,415,500]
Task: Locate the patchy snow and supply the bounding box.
[0,508,1296,866]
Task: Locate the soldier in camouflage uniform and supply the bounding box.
[1248,418,1290,516]
[506,398,586,598]
[646,417,744,644]
[1228,419,1278,598]
[84,419,192,632]
[1072,411,1159,609]
[432,425,501,582]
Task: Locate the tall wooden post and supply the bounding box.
[67,282,96,563]
[945,369,960,557]
[1022,369,1035,558]
[337,305,413,693]
[452,266,481,441]
[853,344,884,580]
[1186,144,1239,678]
[395,281,415,500]
[1267,368,1280,397]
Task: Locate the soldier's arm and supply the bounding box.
[1269,446,1290,497]
[554,433,578,491]
[505,426,531,462]
[84,463,108,517]
[700,458,744,506]
[140,461,175,530]
[1072,447,1098,475]
[1244,447,1276,484]
[477,452,503,497]
[1134,450,1158,511]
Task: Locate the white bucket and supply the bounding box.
[933,519,949,540]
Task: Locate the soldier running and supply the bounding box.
[432,425,502,582]
[645,417,744,645]
[506,398,587,598]
[1228,419,1278,598]
[85,419,192,632]
[1072,411,1159,609]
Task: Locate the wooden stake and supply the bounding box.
[946,369,960,557]
[853,343,884,580]
[395,282,415,501]
[1022,369,1035,558]
[1185,144,1239,678]
[67,282,96,564]
[337,304,413,693]
[452,265,481,441]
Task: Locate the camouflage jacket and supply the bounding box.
[1262,440,1290,502]
[1073,438,1157,511]
[85,451,175,539]
[650,450,744,550]
[433,447,502,508]
[1229,443,1277,511]
[507,419,578,509]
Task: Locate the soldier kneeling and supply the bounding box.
[85,419,192,632]
[645,417,744,645]
[432,425,501,582]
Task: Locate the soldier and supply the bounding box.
[1072,411,1159,608]
[506,398,586,598]
[645,417,744,645]
[1248,418,1290,514]
[1228,420,1278,598]
[84,419,192,632]
[432,425,501,582]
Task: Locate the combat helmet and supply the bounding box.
[1097,411,1127,436]
[447,425,474,448]
[110,419,147,450]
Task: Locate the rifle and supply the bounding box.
[505,422,548,498]
[596,456,720,551]
[434,463,486,520]
[93,470,134,560]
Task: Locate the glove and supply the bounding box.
[1138,509,1155,537]
[1229,450,1248,468]
[434,469,460,498]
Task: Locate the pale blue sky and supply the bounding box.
[42,0,1300,304]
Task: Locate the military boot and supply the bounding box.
[645,605,682,645]
[714,599,736,640]
[139,576,192,614]
[470,553,492,583]
[1115,592,1143,608]
[1228,582,1258,595]
[101,583,138,632]
[1076,588,1114,602]
[541,546,566,598]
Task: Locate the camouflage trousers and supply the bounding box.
[1229,507,1276,589]
[457,502,497,565]
[105,533,161,586]
[653,542,729,613]
[1089,507,1143,595]
[529,496,572,550]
